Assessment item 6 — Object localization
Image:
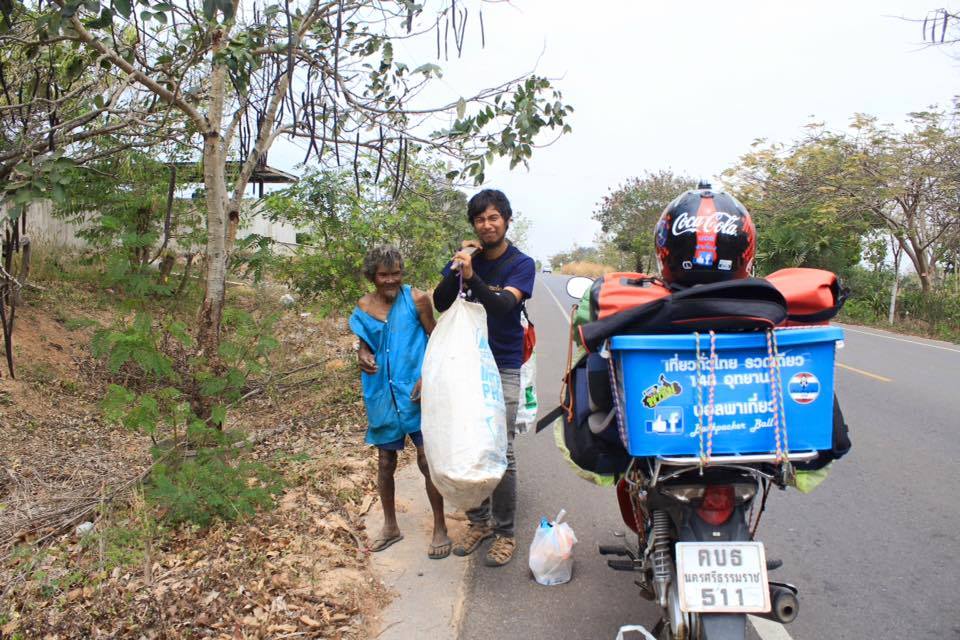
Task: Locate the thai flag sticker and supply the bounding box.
[788,372,821,404]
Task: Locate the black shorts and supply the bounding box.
[376,431,424,451]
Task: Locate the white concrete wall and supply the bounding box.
[238,199,300,247]
[3,200,89,252]
[11,198,302,254]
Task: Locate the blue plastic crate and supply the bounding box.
[610,327,843,457]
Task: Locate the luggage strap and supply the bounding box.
[692,329,795,474]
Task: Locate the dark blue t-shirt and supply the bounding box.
[442,244,535,369]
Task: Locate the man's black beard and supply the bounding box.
[480,227,508,250]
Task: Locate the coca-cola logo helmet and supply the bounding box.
[654,183,755,285]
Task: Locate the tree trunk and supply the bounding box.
[13,237,30,307]
[888,236,901,325]
[907,232,932,294]
[893,232,932,294]
[196,57,228,362]
[887,272,899,325]
[197,132,228,359]
[176,252,196,298]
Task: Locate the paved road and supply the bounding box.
[458,273,960,640]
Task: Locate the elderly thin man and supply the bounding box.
[350,245,451,559]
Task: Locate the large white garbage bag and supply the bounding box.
[421,297,507,509]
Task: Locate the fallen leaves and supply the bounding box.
[356,494,375,516]
[300,614,323,628]
[1,297,390,638]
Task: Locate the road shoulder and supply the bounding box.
[366,461,473,640]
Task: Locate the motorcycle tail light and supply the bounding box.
[697,485,735,526]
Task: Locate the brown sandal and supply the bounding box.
[484,535,516,567]
[452,524,493,557]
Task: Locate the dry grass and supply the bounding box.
[559,261,615,278]
[0,269,388,639]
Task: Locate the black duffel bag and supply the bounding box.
[578,277,788,352]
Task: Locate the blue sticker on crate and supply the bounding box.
[611,328,844,457]
[646,406,685,435]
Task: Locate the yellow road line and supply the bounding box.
[837,362,892,383]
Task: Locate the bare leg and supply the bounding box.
[417,446,451,558]
[371,448,402,551]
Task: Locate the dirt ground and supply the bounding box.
[0,278,398,639]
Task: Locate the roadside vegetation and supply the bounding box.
[1,248,386,637]
[0,151,538,637]
[558,262,614,278]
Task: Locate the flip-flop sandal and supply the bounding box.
[369,533,404,552]
[428,541,452,560]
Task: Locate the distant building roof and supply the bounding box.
[171,161,298,185]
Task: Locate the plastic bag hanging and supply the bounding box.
[420,297,508,509]
[515,312,538,433]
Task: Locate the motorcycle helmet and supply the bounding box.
[654,181,756,285]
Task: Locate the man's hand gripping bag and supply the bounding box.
[421,297,508,509]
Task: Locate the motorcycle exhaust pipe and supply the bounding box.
[752,585,799,624]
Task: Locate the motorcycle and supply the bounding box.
[563,276,807,640]
[604,455,804,639]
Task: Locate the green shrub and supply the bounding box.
[261,160,472,312]
[94,307,282,527]
[838,267,960,342]
[147,447,283,527]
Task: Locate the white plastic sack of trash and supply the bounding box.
[421,296,508,509]
[528,509,578,585]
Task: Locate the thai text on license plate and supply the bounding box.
[675,542,771,613]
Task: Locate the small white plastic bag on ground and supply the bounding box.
[528,509,578,585]
[614,625,657,640]
[421,297,508,509]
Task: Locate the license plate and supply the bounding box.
[675,542,771,613]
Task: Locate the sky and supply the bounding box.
[273,1,960,264]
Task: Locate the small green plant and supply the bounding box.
[148,446,283,527]
[53,570,87,591]
[231,233,279,285]
[93,307,282,527]
[77,520,151,572]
